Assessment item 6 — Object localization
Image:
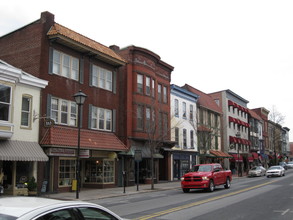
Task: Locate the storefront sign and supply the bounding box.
[46,148,75,156]
[80,150,90,158]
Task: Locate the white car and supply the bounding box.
[287,161,293,169]
[0,197,124,220]
[248,166,266,177]
[266,165,285,178]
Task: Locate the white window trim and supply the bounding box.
[91,106,112,131]
[92,65,113,91]
[52,49,79,81]
[51,97,77,126]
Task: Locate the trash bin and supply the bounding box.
[71,180,77,191]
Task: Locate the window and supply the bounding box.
[0,85,11,122]
[146,107,151,131]
[51,97,77,126]
[174,99,179,117]
[59,159,76,186]
[152,79,155,97]
[146,76,151,95]
[163,86,167,103]
[85,159,114,183]
[52,49,79,80]
[182,102,187,118]
[21,96,32,127]
[137,105,143,130]
[190,130,194,148]
[175,127,179,146]
[137,74,143,94]
[79,207,119,220]
[190,104,194,120]
[38,209,75,220]
[183,129,187,148]
[91,106,112,131]
[92,65,113,91]
[163,113,168,137]
[158,84,162,102]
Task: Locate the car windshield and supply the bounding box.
[251,167,259,170]
[194,165,212,172]
[269,166,281,170]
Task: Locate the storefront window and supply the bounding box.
[85,159,114,184]
[59,159,76,186]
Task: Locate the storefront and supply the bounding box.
[0,140,48,196]
[40,126,127,193]
[172,151,197,180]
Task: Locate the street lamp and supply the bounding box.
[73,90,87,199]
[236,131,241,177]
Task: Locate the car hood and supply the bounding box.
[184,172,211,177]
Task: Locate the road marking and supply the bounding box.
[134,180,277,220]
[274,209,291,215]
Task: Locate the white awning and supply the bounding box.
[0,140,48,161]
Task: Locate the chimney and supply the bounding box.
[109,45,120,52]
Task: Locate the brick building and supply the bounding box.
[112,45,174,183]
[0,11,128,193]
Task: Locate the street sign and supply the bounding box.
[134,150,142,162]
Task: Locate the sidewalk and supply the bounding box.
[42,181,181,201]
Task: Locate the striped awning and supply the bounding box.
[0,140,48,161]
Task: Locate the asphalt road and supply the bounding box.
[93,169,293,220]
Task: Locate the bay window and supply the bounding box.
[0,84,11,122]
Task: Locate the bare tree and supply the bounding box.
[268,105,285,165]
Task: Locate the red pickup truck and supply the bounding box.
[181,163,232,193]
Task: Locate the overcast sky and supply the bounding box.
[1,0,292,141]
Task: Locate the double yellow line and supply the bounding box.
[134,180,277,220]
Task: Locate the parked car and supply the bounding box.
[279,161,288,170]
[266,165,285,177]
[287,161,293,169]
[248,166,266,177]
[181,163,232,193]
[0,197,124,220]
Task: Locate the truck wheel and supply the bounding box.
[224,177,231,189]
[207,180,214,192]
[183,188,190,193]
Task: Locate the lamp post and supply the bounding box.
[236,131,241,177]
[73,90,87,199]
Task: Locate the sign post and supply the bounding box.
[134,150,142,191]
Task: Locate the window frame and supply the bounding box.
[174,99,179,117]
[137,74,143,94]
[91,64,113,91]
[58,158,76,187]
[51,97,77,126]
[52,49,79,81]
[21,95,32,128]
[91,106,112,131]
[0,84,12,122]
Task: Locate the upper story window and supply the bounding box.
[0,84,11,122]
[21,95,32,128]
[52,49,79,80]
[174,99,179,117]
[183,129,187,148]
[190,130,194,148]
[91,106,112,131]
[190,104,194,120]
[146,77,151,96]
[137,74,143,94]
[146,107,151,130]
[136,105,143,130]
[163,86,167,103]
[92,65,113,91]
[175,127,179,146]
[182,102,187,118]
[152,79,155,97]
[51,97,77,126]
[158,84,162,102]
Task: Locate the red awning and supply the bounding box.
[252,152,258,159]
[248,157,254,162]
[228,100,234,106]
[230,154,243,162]
[40,125,128,151]
[210,150,233,158]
